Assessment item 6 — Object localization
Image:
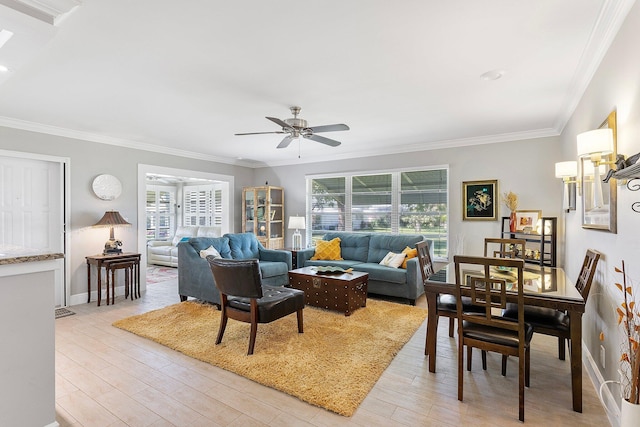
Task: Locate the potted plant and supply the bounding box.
[606,261,640,426]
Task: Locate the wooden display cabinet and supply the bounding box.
[242,186,284,249]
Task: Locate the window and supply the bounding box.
[183,184,223,227]
[146,185,176,240]
[308,167,448,259]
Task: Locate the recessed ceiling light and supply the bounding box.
[0,29,14,49]
[480,70,504,81]
[0,65,9,73]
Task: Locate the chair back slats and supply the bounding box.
[208,257,263,299]
[575,249,601,301]
[484,238,527,260]
[415,240,434,282]
[454,255,525,331]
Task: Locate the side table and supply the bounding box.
[283,247,304,269]
[86,253,141,306]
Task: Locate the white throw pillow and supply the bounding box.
[199,245,221,259]
[379,251,406,268]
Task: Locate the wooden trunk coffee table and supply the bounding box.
[288,267,368,316]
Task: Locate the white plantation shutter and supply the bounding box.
[146,185,176,240]
[183,185,223,227]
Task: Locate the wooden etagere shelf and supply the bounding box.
[500,216,557,267]
[242,186,285,249]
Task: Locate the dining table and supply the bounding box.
[424,262,585,412]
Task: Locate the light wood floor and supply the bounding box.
[55,276,610,426]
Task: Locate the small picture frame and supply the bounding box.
[269,209,276,221]
[515,210,542,232]
[462,179,498,221]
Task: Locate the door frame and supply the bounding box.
[0,149,70,307]
[137,164,234,283]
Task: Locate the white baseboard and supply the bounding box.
[583,341,619,427]
[68,285,131,306]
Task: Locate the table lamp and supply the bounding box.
[288,216,305,250]
[93,211,131,254]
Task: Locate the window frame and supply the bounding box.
[306,166,449,260]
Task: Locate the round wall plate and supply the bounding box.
[92,174,122,200]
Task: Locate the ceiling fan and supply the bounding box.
[235,106,349,148]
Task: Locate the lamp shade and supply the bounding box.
[555,161,577,178]
[288,216,305,230]
[576,128,613,157]
[93,211,131,227]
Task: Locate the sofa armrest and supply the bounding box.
[258,248,293,270]
[147,240,172,247]
[296,248,316,268]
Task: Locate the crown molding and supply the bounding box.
[260,128,560,168]
[0,0,81,25]
[553,0,637,132]
[0,116,261,168]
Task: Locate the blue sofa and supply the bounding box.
[177,232,292,306]
[296,232,432,305]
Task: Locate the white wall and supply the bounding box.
[0,126,255,300]
[258,135,564,261]
[560,1,640,420]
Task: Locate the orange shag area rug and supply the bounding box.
[113,299,427,416]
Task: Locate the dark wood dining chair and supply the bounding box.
[417,241,483,355]
[207,257,305,355]
[503,248,601,360]
[483,237,526,372]
[484,238,526,260]
[454,255,532,422]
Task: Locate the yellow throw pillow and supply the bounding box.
[401,246,418,269]
[379,251,406,268]
[311,237,343,261]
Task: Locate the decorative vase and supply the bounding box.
[509,211,517,232]
[621,399,640,427]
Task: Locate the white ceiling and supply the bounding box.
[0,0,634,167]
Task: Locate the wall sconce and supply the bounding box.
[288,216,305,250]
[577,128,614,209]
[555,161,578,211]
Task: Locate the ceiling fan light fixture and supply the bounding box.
[480,69,504,81]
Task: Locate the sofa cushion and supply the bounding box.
[354,263,408,284]
[367,234,424,263]
[311,237,343,260]
[323,232,370,262]
[196,226,221,238]
[401,246,418,269]
[199,245,221,259]
[189,237,232,259]
[226,232,260,259]
[172,226,199,245]
[379,251,406,268]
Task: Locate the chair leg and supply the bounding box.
[558,337,566,360]
[502,355,508,376]
[519,354,525,422]
[458,341,464,402]
[525,347,530,387]
[248,319,258,355]
[481,350,487,370]
[448,317,455,337]
[467,346,472,371]
[425,315,439,356]
[296,309,304,333]
[215,309,228,345]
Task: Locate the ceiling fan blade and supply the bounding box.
[306,134,341,147]
[277,135,294,148]
[266,116,295,131]
[307,123,350,133]
[235,131,285,136]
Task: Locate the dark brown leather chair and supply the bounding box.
[503,249,600,360]
[207,257,305,355]
[417,240,483,355]
[454,255,532,422]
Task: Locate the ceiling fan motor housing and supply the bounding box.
[284,117,308,129]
